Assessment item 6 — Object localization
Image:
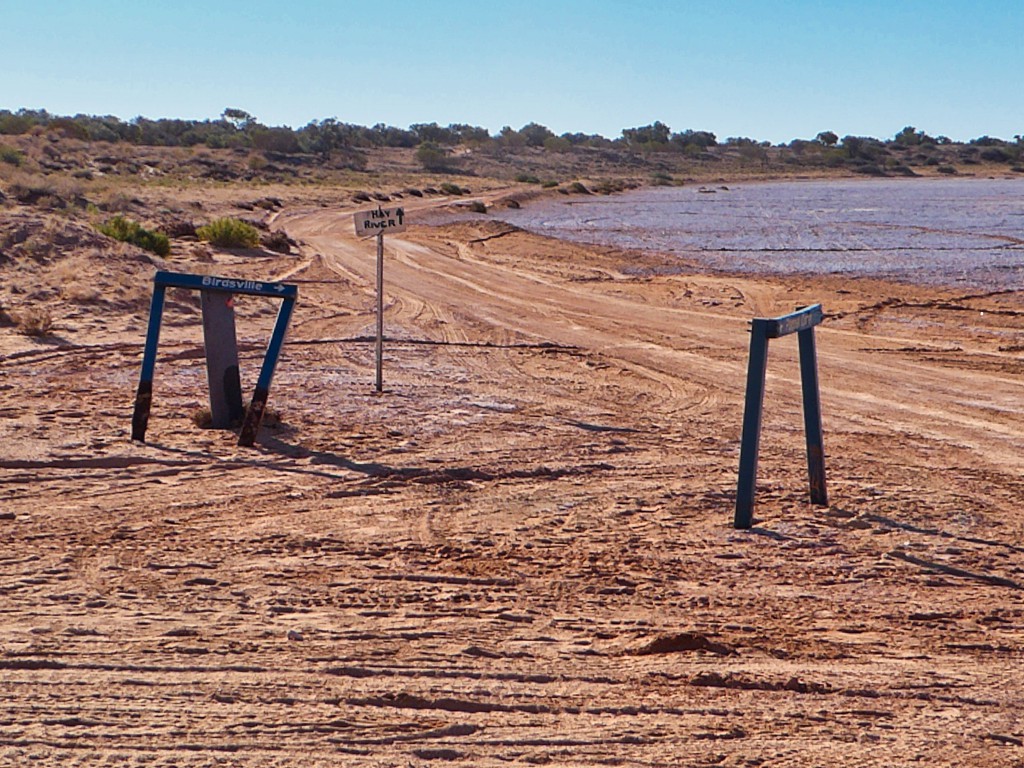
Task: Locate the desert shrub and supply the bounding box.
[592,179,631,194]
[566,181,591,194]
[163,218,197,238]
[980,147,1011,163]
[515,173,541,184]
[98,216,171,256]
[403,188,423,197]
[439,182,466,196]
[416,142,450,172]
[651,172,673,186]
[541,180,559,188]
[466,200,487,213]
[14,307,53,337]
[196,217,260,248]
[0,144,23,166]
[852,163,885,176]
[351,190,372,202]
[543,136,572,152]
[261,229,294,253]
[937,165,957,174]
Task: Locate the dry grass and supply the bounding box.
[13,306,54,337]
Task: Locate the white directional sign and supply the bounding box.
[353,205,407,238]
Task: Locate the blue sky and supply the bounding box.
[2,0,1021,144]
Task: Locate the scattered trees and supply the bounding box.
[0,107,1017,175]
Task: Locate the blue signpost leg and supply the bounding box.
[735,320,770,529]
[238,297,295,447]
[131,284,166,443]
[798,327,829,506]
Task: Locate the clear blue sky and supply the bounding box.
[2,0,1021,144]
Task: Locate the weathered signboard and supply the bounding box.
[353,205,407,238]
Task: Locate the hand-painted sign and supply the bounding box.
[353,205,407,238]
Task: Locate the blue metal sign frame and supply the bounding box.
[131,270,297,448]
[735,304,828,529]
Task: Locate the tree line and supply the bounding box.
[1,108,1021,172]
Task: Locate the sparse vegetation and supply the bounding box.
[439,182,467,196]
[415,142,450,172]
[14,307,54,337]
[0,144,23,166]
[0,107,1017,184]
[97,216,171,256]
[196,217,260,249]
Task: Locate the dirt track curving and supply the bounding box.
[1,195,1023,766]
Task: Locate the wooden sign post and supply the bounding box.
[353,205,406,392]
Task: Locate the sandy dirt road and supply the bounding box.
[1,197,1023,766]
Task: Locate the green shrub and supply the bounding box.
[541,180,559,188]
[515,173,540,184]
[416,142,449,172]
[0,144,23,166]
[196,217,260,248]
[98,215,171,256]
[439,182,466,196]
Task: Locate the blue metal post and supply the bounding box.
[735,319,770,529]
[131,284,166,442]
[798,327,828,506]
[238,296,296,447]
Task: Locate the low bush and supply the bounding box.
[14,307,53,337]
[0,144,23,166]
[98,215,171,256]
[196,217,260,248]
[439,182,466,196]
[416,142,449,172]
[516,173,541,184]
[262,229,294,253]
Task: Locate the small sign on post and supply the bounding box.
[734,304,828,529]
[353,206,406,392]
